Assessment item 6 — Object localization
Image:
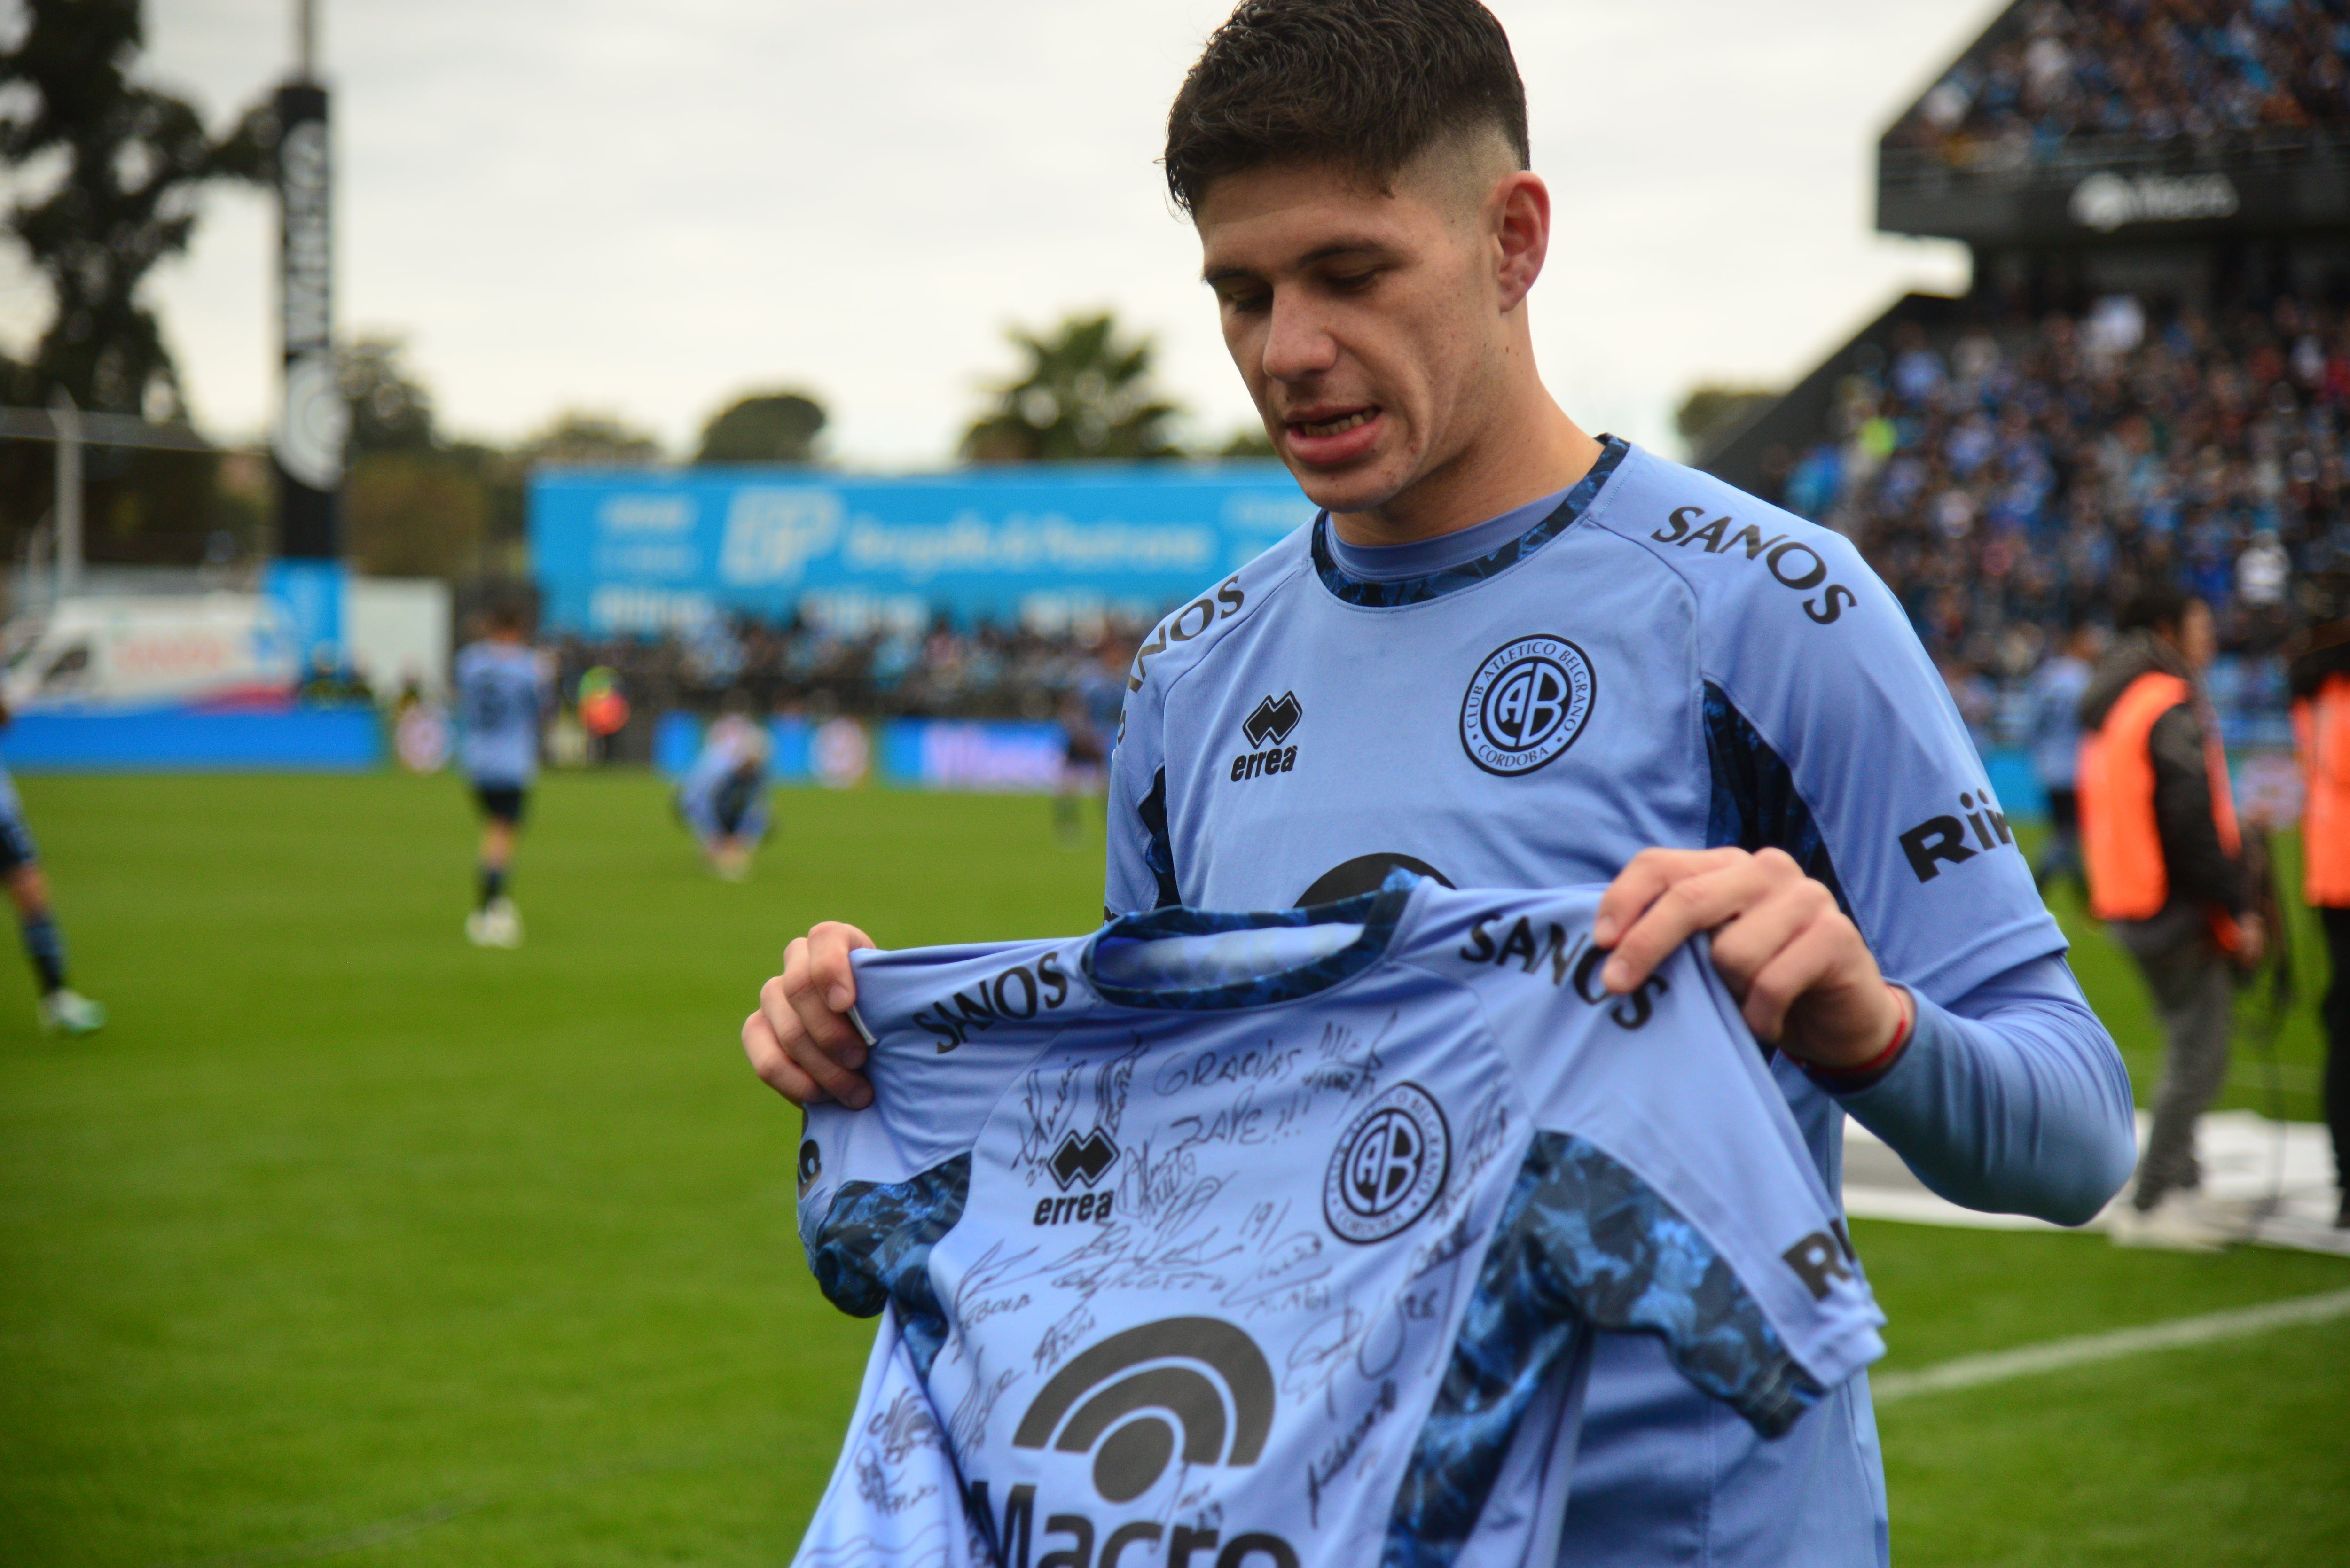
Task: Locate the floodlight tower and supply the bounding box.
[266,0,348,661]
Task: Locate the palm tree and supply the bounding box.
[960,313,1183,462]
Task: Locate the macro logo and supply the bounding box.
[718,489,843,586]
[1323,1082,1451,1244]
[1012,1317,1275,1503]
[1459,636,1595,776]
[796,1139,821,1195]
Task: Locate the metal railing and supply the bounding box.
[0,400,214,603]
[1879,129,2350,197]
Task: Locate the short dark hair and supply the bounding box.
[2117,583,2195,635]
[1164,0,1530,214]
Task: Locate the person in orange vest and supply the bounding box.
[2078,585,2263,1248]
[2289,622,2350,1229]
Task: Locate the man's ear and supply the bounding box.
[1492,170,1550,315]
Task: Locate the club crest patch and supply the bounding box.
[1458,635,1595,776]
[1323,1082,1450,1243]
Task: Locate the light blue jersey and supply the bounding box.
[678,717,770,845]
[793,879,1884,1568]
[1104,439,2135,1566]
[454,641,545,788]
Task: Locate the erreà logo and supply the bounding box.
[1050,1129,1118,1189]
[1242,692,1301,748]
[1012,1317,1275,1503]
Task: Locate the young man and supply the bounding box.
[744,3,2137,1562]
[455,604,546,948]
[2079,588,2257,1249]
[0,703,102,1034]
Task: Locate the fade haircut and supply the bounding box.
[1164,0,1530,215]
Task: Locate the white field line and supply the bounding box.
[1873,1288,2350,1404]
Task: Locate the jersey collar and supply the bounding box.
[1308,435,1631,607]
[1081,875,1418,1011]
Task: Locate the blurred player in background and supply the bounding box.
[677,706,772,881]
[455,603,548,948]
[0,701,102,1034]
[1050,642,1125,844]
[2030,618,2100,896]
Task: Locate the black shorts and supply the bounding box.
[0,806,38,875]
[712,773,759,836]
[473,784,528,826]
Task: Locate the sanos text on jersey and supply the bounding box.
[1650,507,1858,625]
[1458,913,1668,1030]
[1129,575,1245,692]
[914,954,1072,1052]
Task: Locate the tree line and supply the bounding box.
[3,0,1770,587]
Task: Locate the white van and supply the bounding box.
[1,595,303,711]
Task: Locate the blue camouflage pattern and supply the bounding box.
[1082,877,1412,1010]
[1309,437,1630,608]
[804,1154,970,1379]
[1701,682,1849,915]
[1384,1130,1825,1568]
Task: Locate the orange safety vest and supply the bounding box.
[2078,670,2240,923]
[2295,672,2350,907]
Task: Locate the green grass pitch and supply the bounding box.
[0,772,2344,1566]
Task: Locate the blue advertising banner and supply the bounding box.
[654,711,1071,792]
[8,705,381,773]
[530,465,1317,634]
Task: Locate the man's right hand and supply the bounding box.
[742,921,877,1108]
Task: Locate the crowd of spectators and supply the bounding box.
[1770,289,2350,745]
[1887,0,2350,171]
[547,609,1142,736]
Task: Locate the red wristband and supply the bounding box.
[1806,984,1913,1083]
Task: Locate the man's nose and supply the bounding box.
[1261,290,1339,383]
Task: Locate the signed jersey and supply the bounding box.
[791,878,1884,1568]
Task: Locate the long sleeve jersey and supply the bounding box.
[1101,437,2136,1567]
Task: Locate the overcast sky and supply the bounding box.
[0,0,1999,465]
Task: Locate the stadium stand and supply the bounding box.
[1887,0,2350,170]
[1705,0,2350,755]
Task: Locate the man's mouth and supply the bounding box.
[1288,407,1378,438]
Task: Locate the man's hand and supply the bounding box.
[742,921,877,1108]
[2232,910,2267,967]
[1592,847,1909,1070]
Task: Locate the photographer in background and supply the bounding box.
[2080,585,2261,1248]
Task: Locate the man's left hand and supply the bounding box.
[1592,847,1909,1070]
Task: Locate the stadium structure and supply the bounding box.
[1700,0,2350,731]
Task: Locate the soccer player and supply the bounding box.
[676,708,772,880]
[745,3,2138,1563]
[455,603,546,948]
[0,702,102,1035]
